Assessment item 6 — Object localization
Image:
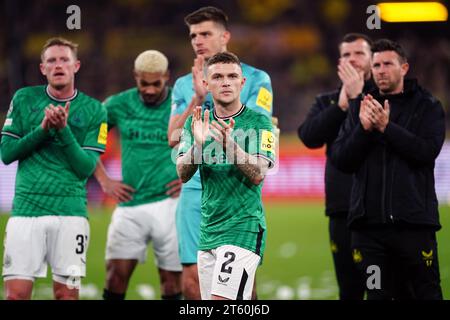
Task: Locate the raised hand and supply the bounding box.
[209,118,235,150]
[192,56,207,102]
[41,108,51,131]
[338,61,364,99]
[359,96,373,131]
[44,101,70,130]
[337,86,349,111]
[191,106,210,146]
[366,95,390,132]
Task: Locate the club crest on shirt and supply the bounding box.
[70,113,85,127]
[30,105,40,113]
[422,250,433,267]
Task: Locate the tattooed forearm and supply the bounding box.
[176,145,201,183]
[226,141,270,185]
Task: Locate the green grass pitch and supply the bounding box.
[0,203,449,300]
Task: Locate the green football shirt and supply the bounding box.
[1,85,107,217]
[104,87,178,207]
[178,105,275,258]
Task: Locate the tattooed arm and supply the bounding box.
[176,144,201,183]
[228,141,270,185]
[209,119,271,186]
[176,107,210,183]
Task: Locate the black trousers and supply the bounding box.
[329,216,365,300]
[351,225,443,300]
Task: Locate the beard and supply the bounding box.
[139,86,168,105]
[142,95,158,104]
[52,84,66,90]
[141,92,164,105]
[377,80,397,94]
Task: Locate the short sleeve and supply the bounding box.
[254,115,276,168]
[244,70,273,118]
[1,93,23,139]
[102,95,118,129]
[82,102,108,153]
[171,78,188,117]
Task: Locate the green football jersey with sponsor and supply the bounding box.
[178,105,275,258]
[1,85,107,217]
[104,87,178,207]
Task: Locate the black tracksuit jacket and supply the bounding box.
[298,81,375,217]
[330,79,446,230]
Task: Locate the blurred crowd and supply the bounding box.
[1,0,449,133]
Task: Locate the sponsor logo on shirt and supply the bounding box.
[256,87,272,112]
[260,130,275,153]
[97,122,108,145]
[127,128,167,143]
[4,118,12,126]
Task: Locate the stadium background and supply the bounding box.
[0,0,449,299]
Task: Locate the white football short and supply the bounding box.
[198,245,261,300]
[105,197,182,272]
[2,216,89,284]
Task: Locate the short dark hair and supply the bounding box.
[184,6,228,29]
[340,33,373,48]
[371,38,407,63]
[41,37,78,61]
[205,51,241,72]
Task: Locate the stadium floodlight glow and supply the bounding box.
[377,2,448,22]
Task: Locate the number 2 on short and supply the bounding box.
[220,251,236,274]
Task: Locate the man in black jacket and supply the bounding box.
[331,39,445,300]
[298,33,373,299]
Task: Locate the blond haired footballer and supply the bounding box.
[94,50,183,300]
